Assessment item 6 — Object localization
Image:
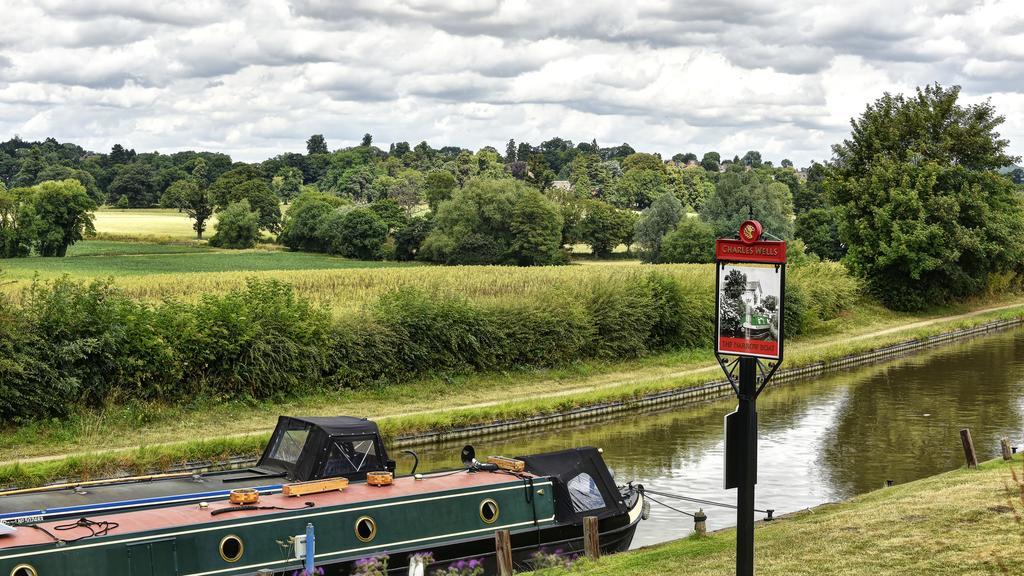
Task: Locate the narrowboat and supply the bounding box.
[0,416,646,575]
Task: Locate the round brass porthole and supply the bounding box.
[480,498,500,524]
[219,534,245,563]
[10,565,38,576]
[355,516,377,542]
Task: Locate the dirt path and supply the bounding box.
[6,299,1024,467]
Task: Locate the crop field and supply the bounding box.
[92,207,215,241]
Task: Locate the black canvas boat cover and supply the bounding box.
[516,447,627,522]
[257,416,390,482]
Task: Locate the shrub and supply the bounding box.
[0,295,74,422]
[660,217,716,263]
[164,279,332,399]
[20,277,179,404]
[209,199,260,249]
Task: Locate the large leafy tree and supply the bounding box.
[633,192,683,262]
[660,217,717,263]
[700,170,794,239]
[0,182,37,258]
[578,200,633,258]
[209,199,260,249]
[160,160,216,239]
[306,135,328,155]
[108,163,158,207]
[421,178,565,266]
[27,179,96,256]
[209,165,281,232]
[831,84,1024,311]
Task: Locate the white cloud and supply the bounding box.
[0,0,1021,166]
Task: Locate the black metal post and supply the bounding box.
[736,356,758,576]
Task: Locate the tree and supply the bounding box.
[633,192,683,262]
[108,163,158,207]
[278,191,343,252]
[793,161,828,215]
[273,167,303,204]
[421,178,564,266]
[369,198,407,233]
[672,152,698,164]
[608,168,669,210]
[578,200,632,258]
[701,151,721,172]
[333,207,387,259]
[700,170,794,238]
[622,153,664,173]
[424,169,457,211]
[27,179,96,257]
[509,188,565,265]
[741,150,762,168]
[669,166,715,211]
[505,139,516,162]
[209,166,281,232]
[163,179,214,239]
[526,153,554,191]
[208,199,260,249]
[307,134,329,155]
[831,84,1023,310]
[795,208,845,261]
[781,159,794,169]
[1009,167,1023,185]
[660,217,716,263]
[0,183,37,258]
[35,166,103,203]
[394,216,433,261]
[361,133,373,147]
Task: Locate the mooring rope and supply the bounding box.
[644,488,774,519]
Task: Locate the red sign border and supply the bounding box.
[715,239,787,264]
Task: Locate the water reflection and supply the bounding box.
[409,329,1024,547]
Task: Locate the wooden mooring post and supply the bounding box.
[1001,437,1013,461]
[693,509,707,536]
[960,428,978,469]
[584,516,601,560]
[494,529,513,576]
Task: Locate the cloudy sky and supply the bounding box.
[0,0,1022,166]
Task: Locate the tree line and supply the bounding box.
[1,83,1022,311]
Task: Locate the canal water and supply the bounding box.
[407,327,1024,548]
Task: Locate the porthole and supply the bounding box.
[219,534,245,563]
[479,498,500,524]
[10,565,38,576]
[355,516,377,542]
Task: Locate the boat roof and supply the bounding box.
[282,416,379,437]
[0,470,538,551]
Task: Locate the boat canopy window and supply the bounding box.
[323,436,382,477]
[266,421,312,466]
[567,472,607,512]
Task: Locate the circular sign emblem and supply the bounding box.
[739,220,762,244]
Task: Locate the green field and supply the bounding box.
[0,241,417,281]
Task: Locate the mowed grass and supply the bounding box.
[532,457,1024,576]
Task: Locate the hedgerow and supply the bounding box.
[0,262,857,423]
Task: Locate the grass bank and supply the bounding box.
[532,456,1024,575]
[2,294,1023,488]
